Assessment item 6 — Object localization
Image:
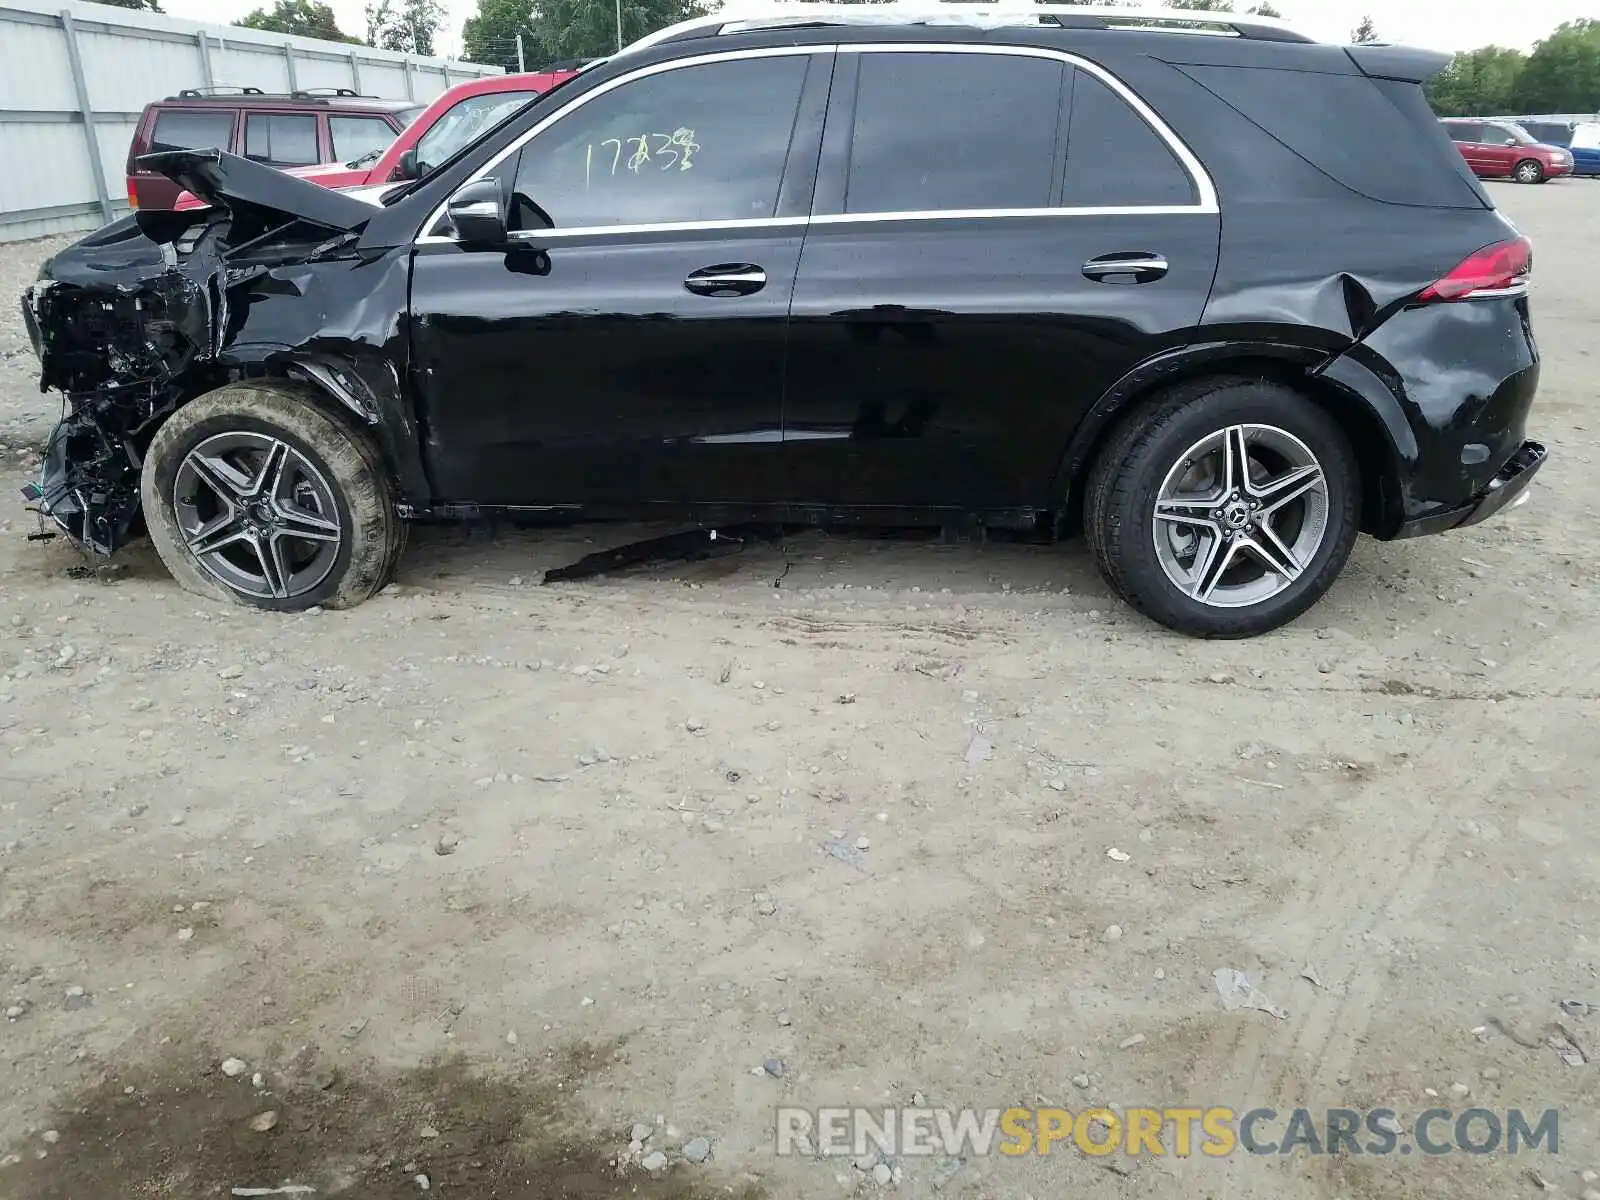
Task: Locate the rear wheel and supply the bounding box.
[1085,379,1360,638]
[1513,158,1545,184]
[141,381,405,610]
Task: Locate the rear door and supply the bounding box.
[243,110,323,169]
[1444,121,1484,173]
[781,46,1221,510]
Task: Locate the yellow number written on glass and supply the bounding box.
[583,128,701,184]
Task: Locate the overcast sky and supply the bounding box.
[157,0,1591,63]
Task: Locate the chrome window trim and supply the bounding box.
[415,42,1218,246]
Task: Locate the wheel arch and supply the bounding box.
[1054,342,1413,539]
[211,344,433,514]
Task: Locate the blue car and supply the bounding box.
[1520,120,1600,177]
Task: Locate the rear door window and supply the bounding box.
[1444,122,1481,143]
[244,113,320,166]
[1059,71,1196,208]
[330,115,397,162]
[842,51,1065,213]
[150,108,236,156]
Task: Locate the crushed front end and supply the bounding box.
[19,149,381,557]
[22,224,222,553]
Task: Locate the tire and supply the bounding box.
[1084,378,1360,638]
[141,381,405,610]
[1513,159,1545,184]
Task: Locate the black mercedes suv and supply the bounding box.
[20,5,1545,637]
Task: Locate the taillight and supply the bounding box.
[126,177,139,209]
[1417,237,1532,303]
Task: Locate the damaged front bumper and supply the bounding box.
[19,150,384,557]
[20,244,220,555]
[21,392,153,555]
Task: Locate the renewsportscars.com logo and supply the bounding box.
[775,1106,1560,1158]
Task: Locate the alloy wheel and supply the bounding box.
[172,431,343,600]
[1150,423,1330,608]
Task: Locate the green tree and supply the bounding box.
[1248,4,1282,17]
[1512,19,1600,112]
[462,0,707,67]
[1425,46,1527,115]
[93,0,164,10]
[461,0,550,70]
[365,0,447,54]
[1165,0,1235,10]
[527,0,708,60]
[1351,15,1379,44]
[236,0,359,42]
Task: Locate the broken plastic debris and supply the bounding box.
[822,839,867,869]
[1213,968,1288,1019]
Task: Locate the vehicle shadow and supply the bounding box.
[395,520,1114,601]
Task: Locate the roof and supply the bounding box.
[619,3,1318,59]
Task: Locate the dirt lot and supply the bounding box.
[2,183,1598,1200]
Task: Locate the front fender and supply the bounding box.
[211,249,432,510]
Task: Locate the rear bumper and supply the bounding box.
[1393,440,1546,538]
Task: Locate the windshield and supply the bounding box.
[397,105,427,128]
[415,90,542,172]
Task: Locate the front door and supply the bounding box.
[781,49,1221,511]
[409,51,831,508]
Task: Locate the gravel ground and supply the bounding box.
[1,185,1597,1200]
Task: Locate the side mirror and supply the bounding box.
[446,179,507,248]
[1505,138,1518,146]
[394,149,421,181]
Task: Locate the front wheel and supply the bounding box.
[1513,158,1545,184]
[1085,379,1360,638]
[141,381,405,610]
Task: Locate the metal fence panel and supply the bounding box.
[0,0,499,242]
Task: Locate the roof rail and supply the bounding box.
[173,85,267,98]
[291,87,369,98]
[620,4,1315,57]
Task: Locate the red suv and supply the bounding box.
[172,67,585,209]
[1440,118,1574,184]
[128,88,423,210]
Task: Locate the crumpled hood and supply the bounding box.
[137,148,381,235]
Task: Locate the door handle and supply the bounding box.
[1082,253,1169,284]
[684,264,766,297]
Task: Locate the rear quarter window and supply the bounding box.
[149,108,236,157]
[1176,63,1485,209]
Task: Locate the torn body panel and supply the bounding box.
[20,151,421,556]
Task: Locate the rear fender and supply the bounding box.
[1051,339,1416,516]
